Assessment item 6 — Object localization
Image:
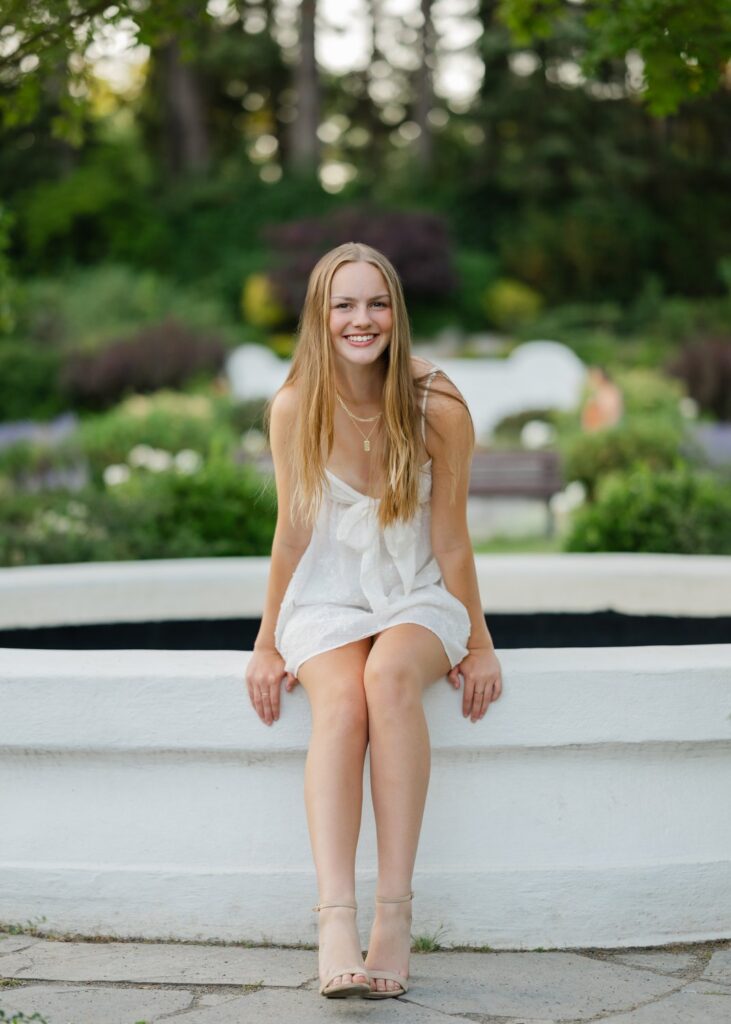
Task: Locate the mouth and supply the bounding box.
[344,333,379,346]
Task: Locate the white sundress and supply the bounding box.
[273,367,472,678]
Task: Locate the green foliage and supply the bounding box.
[10,264,238,353]
[0,204,15,335]
[612,367,687,424]
[498,0,731,115]
[0,455,277,567]
[564,462,731,554]
[74,390,239,485]
[0,1008,49,1023]
[482,277,543,331]
[0,341,65,420]
[452,249,501,330]
[562,419,687,501]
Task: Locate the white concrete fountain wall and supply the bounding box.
[0,555,730,950]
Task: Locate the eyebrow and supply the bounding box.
[331,293,390,301]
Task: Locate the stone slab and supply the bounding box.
[404,950,679,1019]
[175,984,455,1022]
[701,948,731,986]
[608,951,698,976]
[0,983,193,1023]
[0,937,40,956]
[0,939,315,986]
[594,982,731,1023]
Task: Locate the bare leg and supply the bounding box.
[296,638,372,992]
[362,624,451,994]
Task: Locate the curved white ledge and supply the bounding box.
[1,644,730,948]
[1,553,730,630]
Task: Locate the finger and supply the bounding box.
[469,689,484,721]
[260,689,273,724]
[268,681,281,720]
[462,677,475,717]
[251,688,266,722]
[476,686,492,719]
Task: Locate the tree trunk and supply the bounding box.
[158,35,211,176]
[414,0,434,171]
[287,0,320,173]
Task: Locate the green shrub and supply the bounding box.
[452,248,500,330]
[0,342,65,420]
[564,463,731,554]
[561,419,687,501]
[0,455,277,566]
[75,390,239,484]
[482,278,543,331]
[11,265,239,353]
[491,407,558,446]
[613,367,686,424]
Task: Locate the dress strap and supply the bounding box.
[420,367,439,443]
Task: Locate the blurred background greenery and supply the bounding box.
[0,0,730,564]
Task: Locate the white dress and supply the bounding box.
[274,368,472,677]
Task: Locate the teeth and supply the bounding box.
[347,335,375,342]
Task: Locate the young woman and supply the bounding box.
[245,241,503,1000]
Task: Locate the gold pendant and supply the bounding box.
[364,439,370,452]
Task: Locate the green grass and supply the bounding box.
[472,533,565,554]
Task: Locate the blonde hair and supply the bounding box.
[264,241,472,528]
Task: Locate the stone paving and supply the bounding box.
[0,932,729,1024]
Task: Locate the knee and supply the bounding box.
[363,661,422,718]
[310,680,368,736]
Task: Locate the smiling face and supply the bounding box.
[328,261,393,368]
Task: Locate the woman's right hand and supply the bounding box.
[245,646,298,726]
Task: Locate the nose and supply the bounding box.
[351,304,373,328]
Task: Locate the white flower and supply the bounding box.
[679,396,698,420]
[174,449,203,474]
[66,500,88,518]
[550,479,586,514]
[104,464,131,486]
[128,444,156,468]
[146,448,174,472]
[241,428,267,456]
[521,419,555,449]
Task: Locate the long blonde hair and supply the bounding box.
[264,241,473,528]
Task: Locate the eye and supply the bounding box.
[372,301,386,307]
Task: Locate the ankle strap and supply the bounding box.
[312,901,357,911]
[375,890,414,903]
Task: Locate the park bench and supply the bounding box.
[468,449,564,537]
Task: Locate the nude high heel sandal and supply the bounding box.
[312,900,371,998]
[363,890,414,998]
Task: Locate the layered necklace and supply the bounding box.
[335,389,382,452]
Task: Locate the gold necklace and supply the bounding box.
[336,391,382,452]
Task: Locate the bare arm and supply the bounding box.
[247,384,312,725]
[426,378,493,652]
[425,376,503,720]
[253,383,313,653]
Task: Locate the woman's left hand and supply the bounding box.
[448,646,503,722]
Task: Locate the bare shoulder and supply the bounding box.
[410,354,437,380]
[423,369,473,464]
[269,381,299,429]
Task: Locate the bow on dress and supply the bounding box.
[330,476,421,613]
